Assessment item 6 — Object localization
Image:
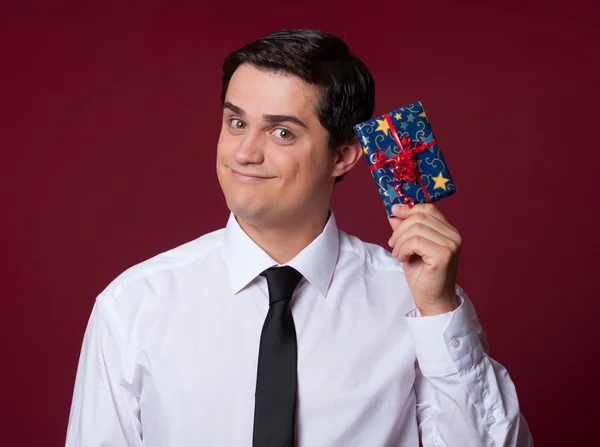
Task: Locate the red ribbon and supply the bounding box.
[368,114,436,208]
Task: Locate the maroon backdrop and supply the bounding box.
[2,1,599,445]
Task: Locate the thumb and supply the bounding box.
[388,216,403,231]
[388,204,410,230]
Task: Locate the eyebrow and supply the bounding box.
[223,101,309,130]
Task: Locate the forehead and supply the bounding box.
[225,64,321,122]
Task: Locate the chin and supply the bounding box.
[225,195,267,220]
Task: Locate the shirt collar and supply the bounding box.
[222,211,339,298]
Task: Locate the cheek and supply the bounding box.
[302,147,333,180]
[267,150,300,178]
[216,129,231,159]
[215,132,233,180]
[273,150,328,188]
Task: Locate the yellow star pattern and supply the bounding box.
[394,112,402,120]
[419,111,427,118]
[432,171,450,190]
[375,118,390,135]
[363,146,369,154]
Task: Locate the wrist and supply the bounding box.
[417,294,460,316]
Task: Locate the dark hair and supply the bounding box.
[220,29,375,181]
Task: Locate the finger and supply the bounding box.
[414,204,459,233]
[388,205,410,230]
[393,235,454,265]
[393,203,457,233]
[391,204,411,220]
[387,216,405,231]
[388,212,460,248]
[392,222,457,254]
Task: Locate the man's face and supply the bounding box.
[216,64,336,227]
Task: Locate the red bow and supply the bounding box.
[369,114,436,207]
[372,137,430,183]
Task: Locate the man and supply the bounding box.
[66,29,533,446]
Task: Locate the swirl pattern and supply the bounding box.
[353,101,456,217]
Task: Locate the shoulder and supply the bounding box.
[97,227,225,307]
[335,230,414,315]
[338,230,404,273]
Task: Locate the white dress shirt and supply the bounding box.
[66,212,533,446]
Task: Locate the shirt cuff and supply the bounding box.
[405,291,485,377]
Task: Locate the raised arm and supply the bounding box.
[408,286,533,446]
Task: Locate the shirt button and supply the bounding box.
[450,337,460,348]
[487,415,496,424]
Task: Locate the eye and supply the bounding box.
[228,118,247,130]
[272,127,295,141]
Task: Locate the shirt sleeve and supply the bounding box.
[405,285,534,447]
[65,299,143,447]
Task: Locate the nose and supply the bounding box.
[233,130,265,165]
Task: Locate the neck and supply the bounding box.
[236,208,331,264]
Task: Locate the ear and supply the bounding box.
[331,137,363,179]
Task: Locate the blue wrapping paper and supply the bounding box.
[353,101,456,217]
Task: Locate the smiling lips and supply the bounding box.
[230,168,273,181]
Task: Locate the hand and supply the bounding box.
[388,203,461,316]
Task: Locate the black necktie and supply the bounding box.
[253,266,304,447]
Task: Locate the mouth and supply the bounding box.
[230,168,273,182]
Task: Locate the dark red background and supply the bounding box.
[2,1,599,445]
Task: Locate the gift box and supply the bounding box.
[353,101,456,217]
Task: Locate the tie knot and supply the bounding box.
[261,266,303,305]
